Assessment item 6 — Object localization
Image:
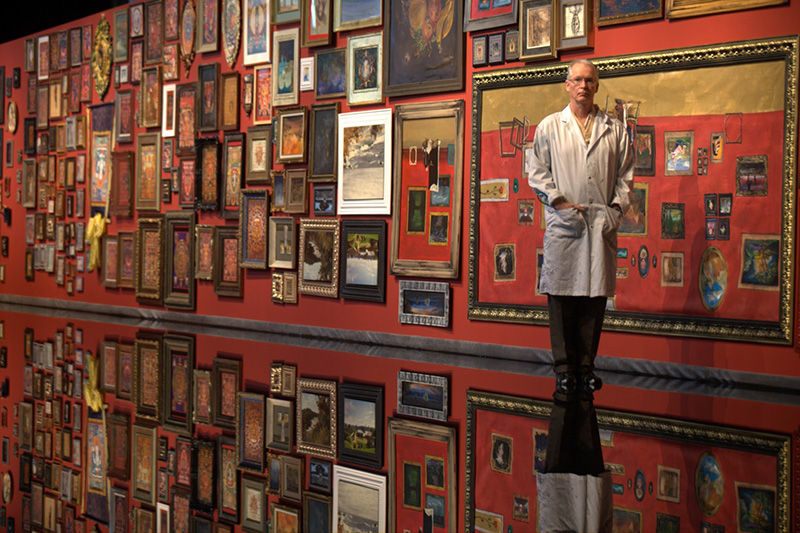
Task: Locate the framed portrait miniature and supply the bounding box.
[236,392,265,473]
[557,0,593,50]
[197,63,219,131]
[337,108,392,214]
[272,28,300,107]
[488,33,505,65]
[212,356,242,431]
[135,217,164,304]
[333,466,386,532]
[194,224,215,280]
[298,217,340,298]
[220,72,240,131]
[136,132,162,212]
[302,0,332,47]
[221,132,245,219]
[309,102,339,182]
[338,383,384,468]
[192,438,216,513]
[296,378,337,459]
[110,152,134,217]
[217,435,239,523]
[243,0,271,66]
[398,280,450,327]
[340,219,387,302]
[472,35,488,68]
[145,0,165,65]
[214,225,243,296]
[197,0,220,53]
[176,83,197,155]
[268,216,296,269]
[131,424,157,504]
[240,474,267,532]
[195,136,221,211]
[519,0,557,61]
[238,188,270,269]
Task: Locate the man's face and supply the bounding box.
[565,63,599,107]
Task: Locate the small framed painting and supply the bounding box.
[302,0,333,47]
[275,107,307,164]
[238,188,270,269]
[162,83,177,137]
[309,102,339,182]
[135,132,162,212]
[212,356,241,430]
[253,64,272,125]
[346,32,383,106]
[163,212,196,310]
[131,423,158,504]
[145,0,165,65]
[337,108,392,215]
[268,216,296,269]
[272,28,300,107]
[397,371,448,421]
[134,217,165,304]
[246,125,272,185]
[195,136,220,211]
[176,83,197,155]
[338,383,384,468]
[221,132,245,219]
[236,392,265,473]
[296,378,337,459]
[217,435,239,523]
[194,224,215,280]
[558,0,593,50]
[273,0,301,25]
[240,474,267,532]
[220,72,240,131]
[141,66,163,128]
[196,0,220,53]
[340,219,386,302]
[314,48,346,100]
[398,280,450,327]
[214,225,243,297]
[333,466,386,532]
[197,63,219,132]
[298,217,340,298]
[334,0,381,31]
[519,0,557,61]
[243,0,271,66]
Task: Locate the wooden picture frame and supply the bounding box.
[197,0,220,53]
[236,391,265,473]
[337,108,392,215]
[253,65,272,125]
[398,280,450,327]
[110,152,134,217]
[133,333,163,423]
[141,66,163,128]
[118,231,136,289]
[192,437,216,513]
[314,47,345,100]
[272,28,299,107]
[162,334,194,436]
[162,83,177,137]
[212,356,241,430]
[301,0,332,47]
[192,369,213,425]
[596,0,661,25]
[195,136,220,211]
[178,157,196,208]
[176,82,197,155]
[135,132,162,212]
[304,492,332,532]
[113,8,130,62]
[238,188,270,269]
[197,63,219,131]
[116,342,135,401]
[333,465,386,532]
[308,102,339,182]
[557,0,593,50]
[340,219,386,302]
[102,235,118,287]
[240,474,267,533]
[338,383,384,468]
[296,378,337,459]
[246,125,272,185]
[279,456,303,502]
[135,217,164,304]
[334,0,380,31]
[519,0,557,61]
[145,0,165,65]
[464,0,518,30]
[194,224,215,280]
[388,418,456,532]
[275,107,307,164]
[174,436,193,487]
[313,183,336,216]
[214,226,243,295]
[273,503,301,533]
[220,72,240,131]
[221,132,245,219]
[172,486,192,532]
[243,0,271,66]
[346,32,382,106]
[217,435,239,523]
[268,216,296,269]
[284,168,307,214]
[298,217,340,298]
[107,412,131,481]
[391,100,463,278]
[266,397,293,452]
[131,423,158,504]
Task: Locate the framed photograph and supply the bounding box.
[236,393,266,474]
[217,435,239,523]
[176,83,197,155]
[314,47,345,100]
[397,371,448,421]
[253,65,272,125]
[472,35,488,67]
[239,188,270,269]
[597,0,661,25]
[391,100,463,278]
[222,132,245,219]
[133,333,163,423]
[339,220,387,302]
[180,0,196,74]
[162,84,177,137]
[197,63,219,131]
[388,418,456,532]
[195,224,215,279]
[135,217,164,304]
[519,0,557,61]
[161,335,194,436]
[141,66,164,128]
[298,217,340,298]
[345,32,382,106]
[212,356,241,430]
[265,397,293,452]
[302,0,332,47]
[272,28,299,107]
[308,102,339,182]
[197,0,220,52]
[464,0,518,31]
[192,437,216,513]
[195,136,221,211]
[398,280,450,327]
[113,9,130,62]
[131,424,157,504]
[268,216,296,269]
[337,108,392,215]
[102,235,119,287]
[333,465,386,532]
[107,412,130,480]
[145,0,165,64]
[135,132,162,212]
[558,0,593,50]
[214,225,243,297]
[221,72,240,130]
[240,474,267,533]
[243,0,271,66]
[338,383,384,468]
[280,455,303,502]
[296,378,337,459]
[275,107,307,164]
[163,42,180,80]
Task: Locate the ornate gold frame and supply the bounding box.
[468,37,798,343]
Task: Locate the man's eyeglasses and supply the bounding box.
[568,77,597,86]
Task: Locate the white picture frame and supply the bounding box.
[332,465,386,533]
[337,108,392,215]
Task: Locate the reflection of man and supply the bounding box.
[527,59,633,476]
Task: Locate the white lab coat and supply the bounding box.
[528,105,634,297]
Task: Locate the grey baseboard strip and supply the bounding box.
[2,294,799,407]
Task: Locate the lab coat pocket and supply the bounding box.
[547,207,584,238]
[603,206,622,236]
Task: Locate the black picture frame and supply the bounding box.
[194,136,220,211]
[339,219,387,302]
[338,383,384,469]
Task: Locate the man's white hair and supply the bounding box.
[566,59,599,82]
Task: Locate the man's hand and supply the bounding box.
[552,198,585,212]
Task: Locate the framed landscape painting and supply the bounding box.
[337,109,392,215]
[298,217,340,298]
[296,378,337,459]
[338,383,383,468]
[340,220,386,302]
[333,465,386,533]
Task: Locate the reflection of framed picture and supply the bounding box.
[333,465,386,532]
[384,0,462,97]
[388,418,456,531]
[280,455,303,502]
[272,28,299,107]
[243,0,271,66]
[134,333,163,423]
[246,125,272,185]
[472,35,487,67]
[298,217,340,298]
[116,343,135,401]
[276,107,307,164]
[217,435,239,523]
[162,334,194,436]
[196,0,220,53]
[519,0,556,61]
[197,63,219,132]
[192,438,216,513]
[302,0,332,47]
[340,219,386,302]
[304,493,332,532]
[240,474,267,533]
[194,224,214,280]
[346,32,383,106]
[135,217,164,304]
[338,109,392,215]
[268,216,296,269]
[397,371,448,421]
[238,188,270,269]
[338,383,384,468]
[266,398,293,452]
[107,413,130,481]
[309,102,339,182]
[212,356,242,431]
[163,212,196,309]
[315,48,346,100]
[398,280,450,327]
[132,424,158,504]
[236,392,265,473]
[391,100,463,278]
[296,378,337,459]
[214,227,243,296]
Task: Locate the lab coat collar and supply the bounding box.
[559,105,611,154]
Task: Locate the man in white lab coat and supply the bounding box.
[528,59,633,476]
